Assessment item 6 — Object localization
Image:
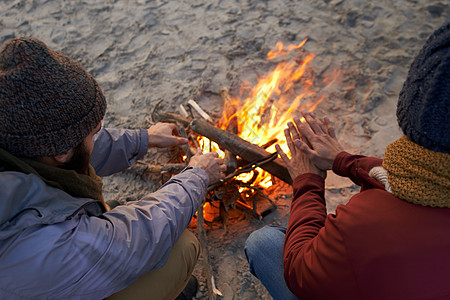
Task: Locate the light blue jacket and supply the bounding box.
[0,128,208,299]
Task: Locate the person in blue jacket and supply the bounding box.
[0,37,225,300]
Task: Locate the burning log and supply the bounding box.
[261,138,278,149]
[190,119,292,185]
[224,151,237,175]
[151,109,291,184]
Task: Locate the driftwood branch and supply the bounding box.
[224,150,237,175]
[190,119,292,185]
[188,99,213,123]
[151,100,192,126]
[151,110,292,184]
[197,203,217,300]
[219,87,232,103]
[178,125,193,161]
[127,163,187,175]
[179,104,189,118]
[152,110,192,126]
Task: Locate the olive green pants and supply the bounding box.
[107,230,200,300]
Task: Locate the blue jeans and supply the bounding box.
[245,225,299,300]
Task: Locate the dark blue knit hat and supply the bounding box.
[397,22,450,154]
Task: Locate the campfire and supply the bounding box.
[147,40,341,298]
[151,39,339,224]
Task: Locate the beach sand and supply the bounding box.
[1,0,448,298]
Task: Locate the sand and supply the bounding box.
[1,0,448,299]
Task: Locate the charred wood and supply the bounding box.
[190,119,292,185]
[152,110,192,126]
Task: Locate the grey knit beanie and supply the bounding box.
[0,37,107,158]
[397,22,450,154]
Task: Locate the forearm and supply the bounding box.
[284,174,327,263]
[283,173,356,298]
[91,128,148,176]
[64,167,208,298]
[332,151,383,188]
[104,167,207,268]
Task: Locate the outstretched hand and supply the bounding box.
[276,122,326,180]
[276,112,344,180]
[147,123,189,148]
[294,112,343,171]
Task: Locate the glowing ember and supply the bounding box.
[198,39,339,187]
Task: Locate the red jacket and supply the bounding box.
[284,152,450,300]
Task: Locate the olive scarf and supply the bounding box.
[0,147,106,211]
[383,135,450,208]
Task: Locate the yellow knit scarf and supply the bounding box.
[383,135,450,208]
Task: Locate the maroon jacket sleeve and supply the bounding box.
[332,151,384,190]
[283,173,358,299]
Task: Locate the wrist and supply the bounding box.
[293,172,325,190]
[326,150,344,170]
[147,131,157,148]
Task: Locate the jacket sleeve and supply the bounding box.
[283,173,358,299]
[51,167,208,298]
[332,151,384,191]
[90,128,148,176]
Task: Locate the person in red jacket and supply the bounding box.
[245,23,450,300]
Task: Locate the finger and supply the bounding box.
[323,116,337,138]
[174,136,189,145]
[192,150,203,157]
[219,164,227,172]
[294,116,314,147]
[317,115,328,134]
[287,122,300,141]
[275,144,290,165]
[284,128,296,155]
[161,136,188,146]
[302,111,325,134]
[205,151,219,158]
[307,111,326,134]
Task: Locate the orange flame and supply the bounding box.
[198,40,339,188]
[267,39,307,60]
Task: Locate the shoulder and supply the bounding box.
[332,189,405,226]
[0,171,98,229]
[330,189,450,243]
[0,171,48,211]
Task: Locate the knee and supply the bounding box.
[245,225,286,259]
[176,230,201,269]
[245,227,269,256]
